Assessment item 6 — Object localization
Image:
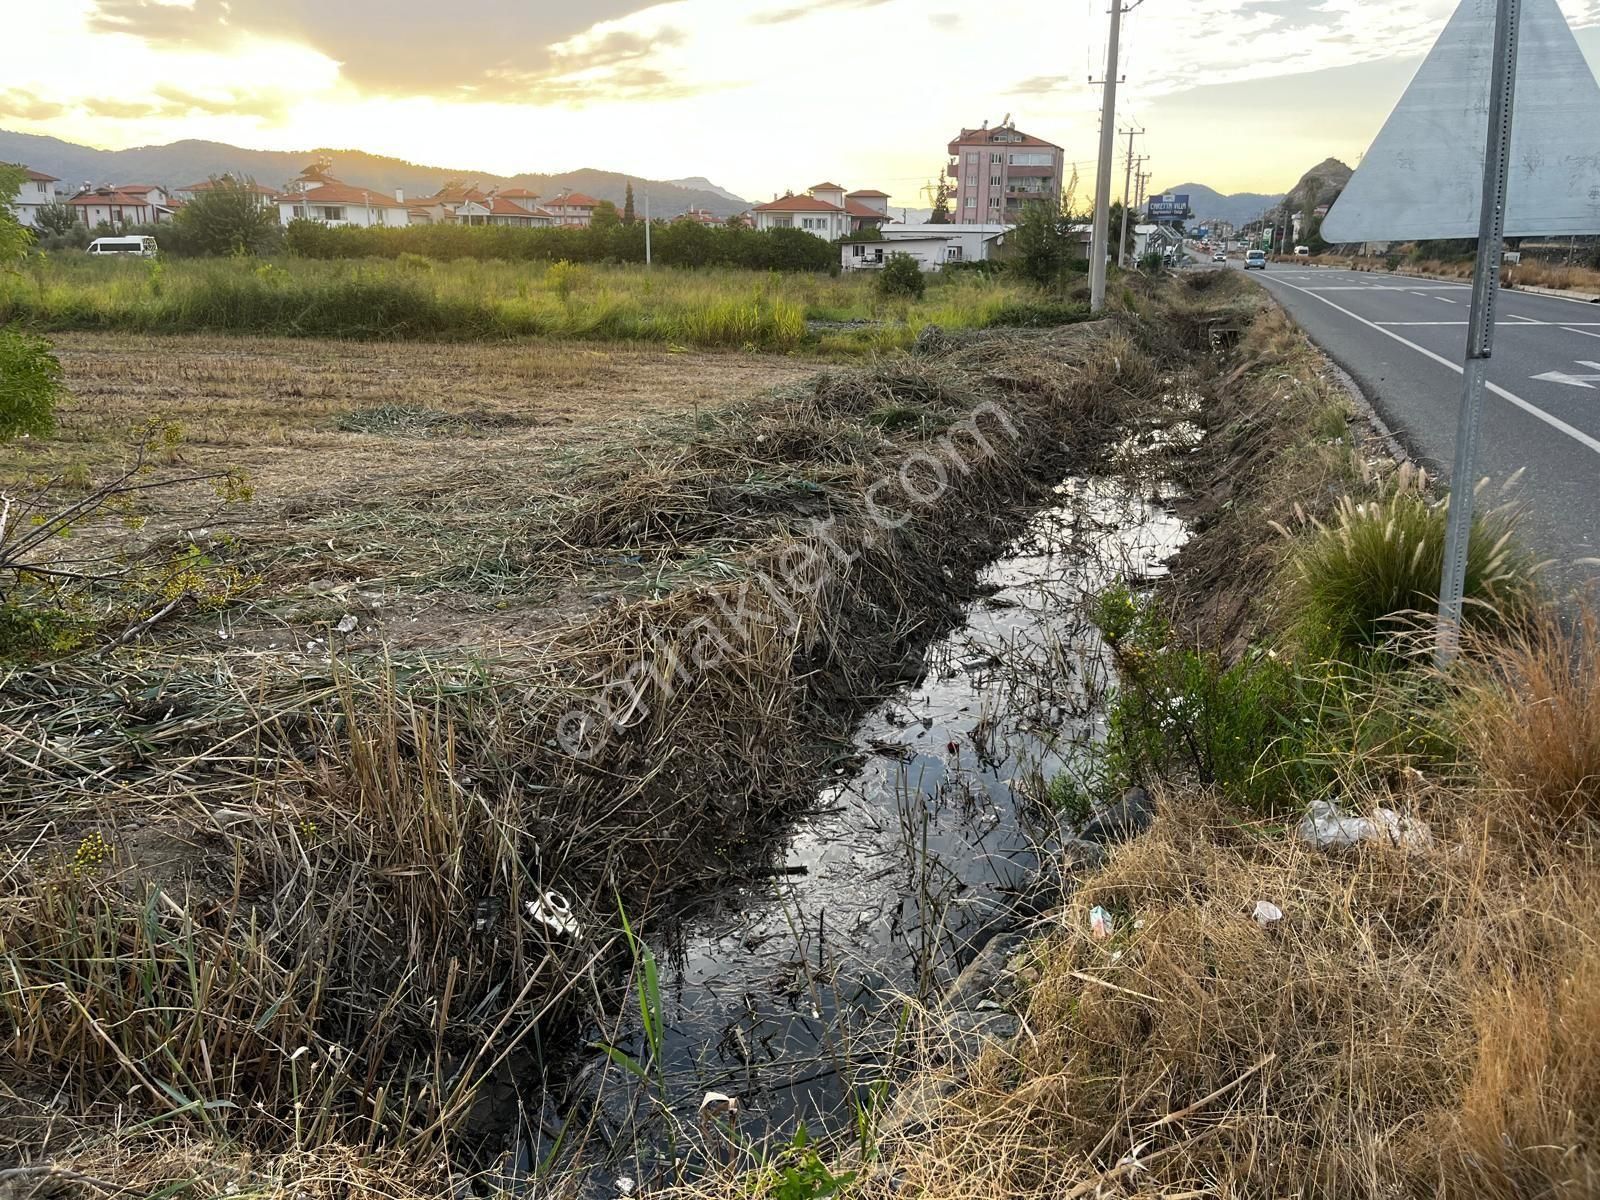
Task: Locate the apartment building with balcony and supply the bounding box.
[946,120,1065,225]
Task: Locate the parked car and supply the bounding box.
[1244,249,1267,270]
[1293,244,1310,256]
[88,235,159,257]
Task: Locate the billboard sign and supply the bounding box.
[1146,192,1191,221]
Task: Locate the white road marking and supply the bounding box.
[1563,326,1600,340]
[1373,320,1600,327]
[1261,275,1600,457]
[1433,296,1458,304]
[1532,361,1600,389]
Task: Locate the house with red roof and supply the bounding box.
[4,166,60,229]
[543,191,599,227]
[411,184,556,227]
[274,164,409,228]
[172,177,277,206]
[67,184,175,227]
[751,182,892,240]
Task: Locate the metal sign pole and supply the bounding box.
[1436,0,1521,668]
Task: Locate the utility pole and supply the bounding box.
[1089,0,1141,312]
[1117,127,1143,268]
[644,188,652,267]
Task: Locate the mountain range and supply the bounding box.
[0,129,754,217]
[1154,182,1287,229]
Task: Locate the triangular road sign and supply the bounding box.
[1323,0,1600,241]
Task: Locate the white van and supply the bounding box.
[1293,244,1310,256]
[1244,249,1267,270]
[87,236,159,257]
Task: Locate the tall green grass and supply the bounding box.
[0,255,1068,351]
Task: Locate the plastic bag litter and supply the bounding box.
[699,1091,738,1119]
[1089,905,1113,940]
[525,890,581,938]
[1252,900,1284,929]
[1295,799,1432,851]
[335,614,359,634]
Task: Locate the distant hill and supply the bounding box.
[1155,182,1285,229]
[1279,157,1353,217]
[0,129,754,217]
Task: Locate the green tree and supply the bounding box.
[591,199,621,232]
[877,251,926,298]
[34,201,77,237]
[1012,198,1073,288]
[927,177,954,224]
[173,175,279,256]
[623,182,636,225]
[0,164,62,441]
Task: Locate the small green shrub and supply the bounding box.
[0,327,63,441]
[876,252,926,299]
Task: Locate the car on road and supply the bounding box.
[1244,249,1267,270]
[1212,252,1227,262]
[1294,245,1310,256]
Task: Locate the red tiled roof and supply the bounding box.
[417,186,489,205]
[548,192,598,207]
[488,196,540,216]
[22,167,59,182]
[180,179,277,195]
[808,181,844,192]
[846,189,889,198]
[754,194,842,213]
[68,189,154,207]
[118,184,161,194]
[273,182,407,208]
[844,200,888,218]
[497,187,541,198]
[947,126,1062,151]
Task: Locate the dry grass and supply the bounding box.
[861,779,1600,1199]
[1459,605,1600,833]
[2,294,1200,1188]
[5,333,815,485]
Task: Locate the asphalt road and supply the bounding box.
[1235,262,1600,592]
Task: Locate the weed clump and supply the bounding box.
[1287,465,1538,658]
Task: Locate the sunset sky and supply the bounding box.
[7,0,1600,205]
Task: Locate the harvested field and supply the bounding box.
[0,276,1219,1191]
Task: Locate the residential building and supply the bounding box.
[880,222,1011,265]
[275,165,408,227]
[412,184,557,227]
[841,234,956,273]
[751,181,892,240]
[455,195,558,227]
[947,120,1065,225]
[680,207,725,226]
[67,184,175,227]
[5,167,59,228]
[544,191,599,227]
[172,177,277,206]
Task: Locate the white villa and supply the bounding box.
[274,165,409,228]
[751,182,892,240]
[6,167,59,228]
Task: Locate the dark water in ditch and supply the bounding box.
[520,471,1188,1195]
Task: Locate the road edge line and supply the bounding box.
[1264,275,1600,459]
